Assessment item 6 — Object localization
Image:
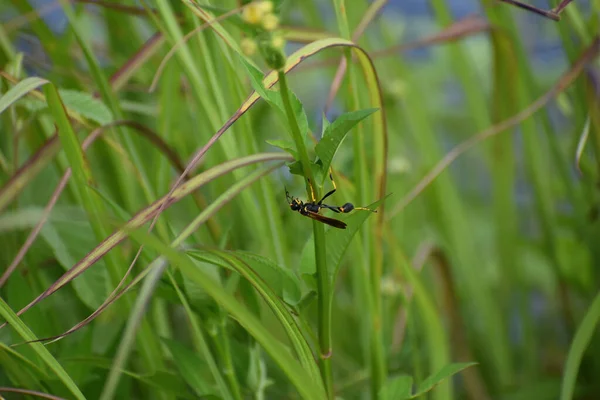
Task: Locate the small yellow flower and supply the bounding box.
[256,0,273,14]
[240,37,258,56]
[242,4,262,25]
[271,35,285,49]
[262,13,279,31]
[381,276,401,297]
[242,1,273,25]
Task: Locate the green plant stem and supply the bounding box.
[278,70,333,398]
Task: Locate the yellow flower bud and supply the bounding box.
[242,4,262,24]
[271,35,285,49]
[262,13,279,31]
[257,1,273,14]
[240,37,258,56]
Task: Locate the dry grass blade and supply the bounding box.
[0,387,67,400]
[371,14,490,58]
[304,14,490,73]
[110,32,165,93]
[498,0,573,20]
[388,36,600,219]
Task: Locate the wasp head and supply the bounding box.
[285,188,302,210]
[290,199,302,211]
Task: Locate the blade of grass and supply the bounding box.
[0,298,85,400]
[99,257,168,400]
[560,292,600,400]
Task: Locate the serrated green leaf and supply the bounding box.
[0,76,49,115]
[414,362,477,397]
[379,375,413,400]
[266,139,298,158]
[315,108,379,184]
[58,89,113,125]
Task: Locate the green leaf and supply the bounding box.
[561,292,600,400]
[235,251,302,305]
[188,250,302,306]
[0,76,49,115]
[320,112,330,136]
[414,362,478,397]
[58,89,113,125]
[43,84,95,200]
[288,160,321,180]
[378,363,476,400]
[239,56,274,103]
[40,218,108,310]
[0,207,46,232]
[315,108,378,185]
[162,338,219,398]
[379,375,413,400]
[266,139,298,158]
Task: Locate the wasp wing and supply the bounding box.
[305,210,347,229]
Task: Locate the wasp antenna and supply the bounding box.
[354,207,377,213]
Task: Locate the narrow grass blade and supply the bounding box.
[99,258,168,400]
[0,298,85,400]
[0,76,49,115]
[560,292,600,400]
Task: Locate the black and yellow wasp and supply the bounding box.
[285,172,375,229]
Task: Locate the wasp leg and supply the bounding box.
[319,188,337,205]
[338,202,376,213]
[306,178,317,202]
[318,167,339,204]
[319,203,342,213]
[352,206,377,213]
[329,167,337,189]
